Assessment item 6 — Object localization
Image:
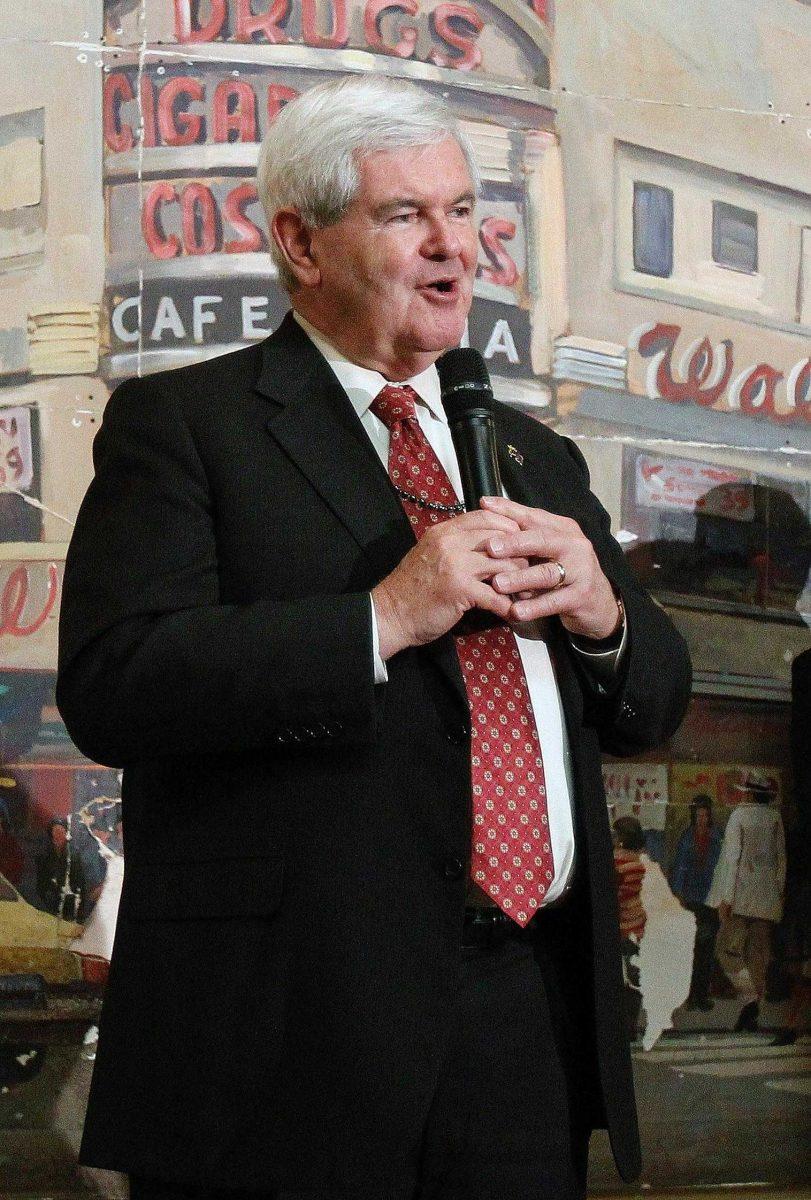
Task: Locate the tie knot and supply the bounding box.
[370,384,419,431]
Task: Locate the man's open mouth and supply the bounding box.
[422,279,457,294]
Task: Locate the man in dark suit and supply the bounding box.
[57,76,691,1200]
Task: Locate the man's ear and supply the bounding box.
[271,209,321,288]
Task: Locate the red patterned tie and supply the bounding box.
[370,384,554,926]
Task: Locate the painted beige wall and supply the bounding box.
[0,27,105,540]
[552,0,811,365]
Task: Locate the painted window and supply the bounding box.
[616,143,811,328]
[633,182,673,278]
[712,201,758,273]
[620,446,811,620]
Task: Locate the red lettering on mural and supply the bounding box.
[103,72,157,151]
[142,181,265,256]
[428,2,483,69]
[636,323,734,408]
[478,216,518,287]
[174,0,228,41]
[788,358,811,421]
[527,0,547,22]
[223,183,266,252]
[635,322,810,424]
[716,487,751,518]
[301,0,349,47]
[0,445,24,485]
[105,72,303,149]
[364,0,418,56]
[267,84,299,121]
[181,183,218,255]
[212,80,258,142]
[169,0,488,66]
[234,0,291,43]
[0,564,58,639]
[736,363,783,421]
[142,183,182,258]
[158,76,205,146]
[103,73,135,153]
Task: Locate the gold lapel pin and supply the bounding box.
[507,444,524,467]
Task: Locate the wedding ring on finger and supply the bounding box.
[552,560,566,589]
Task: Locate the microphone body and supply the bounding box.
[436,350,503,511]
[450,407,503,511]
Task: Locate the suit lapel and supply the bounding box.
[256,316,470,711]
[256,314,415,584]
[497,432,569,518]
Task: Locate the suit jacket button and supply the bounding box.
[443,857,464,880]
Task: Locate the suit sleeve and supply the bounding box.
[561,436,693,757]
[56,376,380,767]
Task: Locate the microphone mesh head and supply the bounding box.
[436,349,493,420]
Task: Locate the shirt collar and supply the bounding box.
[292,311,445,424]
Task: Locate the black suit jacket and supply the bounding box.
[57,313,691,1191]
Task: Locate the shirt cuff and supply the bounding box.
[370,594,389,684]
[569,610,628,690]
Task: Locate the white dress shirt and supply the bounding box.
[293,312,625,905]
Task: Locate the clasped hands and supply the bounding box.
[373,495,622,661]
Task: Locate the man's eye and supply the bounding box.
[452,206,473,219]
[390,211,416,223]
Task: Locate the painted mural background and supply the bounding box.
[0,0,808,1193]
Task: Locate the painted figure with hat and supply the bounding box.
[708,770,787,1032]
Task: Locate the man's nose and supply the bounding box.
[422,214,462,259]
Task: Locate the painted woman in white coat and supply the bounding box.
[708,772,787,1032]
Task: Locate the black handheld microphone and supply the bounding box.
[436,348,502,511]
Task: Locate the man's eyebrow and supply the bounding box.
[372,197,422,219]
[449,191,477,208]
[373,191,477,219]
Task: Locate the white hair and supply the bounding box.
[256,74,481,292]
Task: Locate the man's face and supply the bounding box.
[304,138,478,377]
